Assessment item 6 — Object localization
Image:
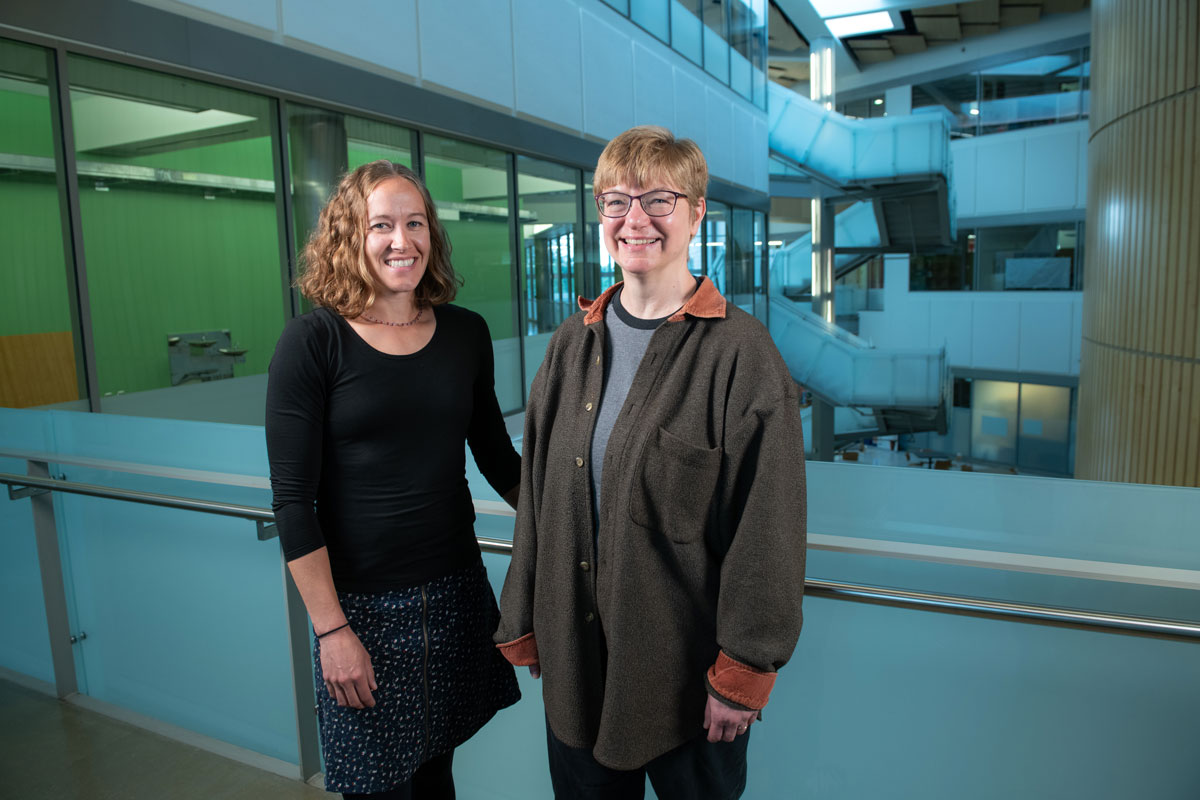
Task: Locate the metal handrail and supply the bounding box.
[3,471,272,521]
[6,469,1200,643]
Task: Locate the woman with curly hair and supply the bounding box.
[266,160,520,799]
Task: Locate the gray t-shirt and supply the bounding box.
[589,288,671,534]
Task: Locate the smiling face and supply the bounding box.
[598,179,705,280]
[363,176,430,300]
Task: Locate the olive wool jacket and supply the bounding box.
[495,277,807,770]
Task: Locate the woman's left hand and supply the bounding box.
[703,694,756,743]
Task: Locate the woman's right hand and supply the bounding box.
[319,627,378,708]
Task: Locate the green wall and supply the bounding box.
[78,184,283,396]
[0,91,55,158]
[424,160,515,339]
[1,176,72,336]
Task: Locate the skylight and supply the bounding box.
[825,11,901,39]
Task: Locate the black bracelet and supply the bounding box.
[315,622,350,639]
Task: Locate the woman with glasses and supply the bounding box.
[266,161,520,799]
[496,126,807,799]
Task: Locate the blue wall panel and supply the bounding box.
[0,410,56,683]
[5,407,1200,798]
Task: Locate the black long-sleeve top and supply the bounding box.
[266,304,520,592]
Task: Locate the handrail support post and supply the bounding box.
[8,483,50,500]
[25,459,80,698]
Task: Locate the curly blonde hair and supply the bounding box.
[297,161,458,317]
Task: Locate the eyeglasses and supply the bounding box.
[595,190,687,218]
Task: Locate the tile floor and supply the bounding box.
[0,678,329,800]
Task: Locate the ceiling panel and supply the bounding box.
[913,3,960,14]
[886,34,930,54]
[914,15,963,40]
[1000,6,1042,26]
[960,0,1001,23]
[962,22,1001,36]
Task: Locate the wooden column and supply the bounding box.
[1077,0,1200,486]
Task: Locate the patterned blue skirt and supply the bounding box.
[314,560,520,794]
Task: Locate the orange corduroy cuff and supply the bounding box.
[706,651,777,710]
[497,632,540,666]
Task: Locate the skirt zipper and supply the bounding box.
[420,584,431,760]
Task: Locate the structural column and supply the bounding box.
[1076,0,1200,486]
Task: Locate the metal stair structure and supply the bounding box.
[765,82,957,450]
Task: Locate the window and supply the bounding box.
[914,47,1090,138]
[728,207,755,311]
[703,0,730,84]
[518,156,582,396]
[631,0,670,43]
[704,200,729,289]
[974,223,1080,291]
[287,103,415,286]
[671,0,704,65]
[911,223,1083,292]
[583,171,618,296]
[910,229,973,291]
[0,38,88,410]
[423,135,521,412]
[67,55,283,413]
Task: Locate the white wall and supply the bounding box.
[129,0,768,192]
[858,256,1083,376]
[952,119,1088,222]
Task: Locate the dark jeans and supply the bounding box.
[341,749,455,800]
[546,720,749,800]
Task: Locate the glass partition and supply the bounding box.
[912,223,1082,292]
[583,171,618,296]
[703,200,729,290]
[423,134,521,412]
[753,210,768,324]
[518,156,581,394]
[728,206,755,312]
[287,103,414,261]
[600,0,767,109]
[914,46,1090,137]
[1017,383,1072,475]
[910,229,973,291]
[66,55,284,415]
[630,0,669,43]
[974,222,1079,291]
[703,0,730,84]
[671,0,704,65]
[970,379,1019,464]
[0,38,88,411]
[728,0,755,100]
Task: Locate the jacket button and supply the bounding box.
[584,612,595,623]
[580,561,590,571]
[575,456,584,467]
[585,402,593,412]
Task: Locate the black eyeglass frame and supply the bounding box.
[594,190,689,218]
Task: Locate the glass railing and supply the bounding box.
[4,406,1200,798]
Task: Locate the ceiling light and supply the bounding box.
[825,11,900,38]
[969,107,980,116]
[873,98,883,105]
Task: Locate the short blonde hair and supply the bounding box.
[297,161,458,317]
[593,126,708,215]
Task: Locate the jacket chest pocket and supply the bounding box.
[628,426,722,543]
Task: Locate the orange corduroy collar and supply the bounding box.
[580,276,726,326]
